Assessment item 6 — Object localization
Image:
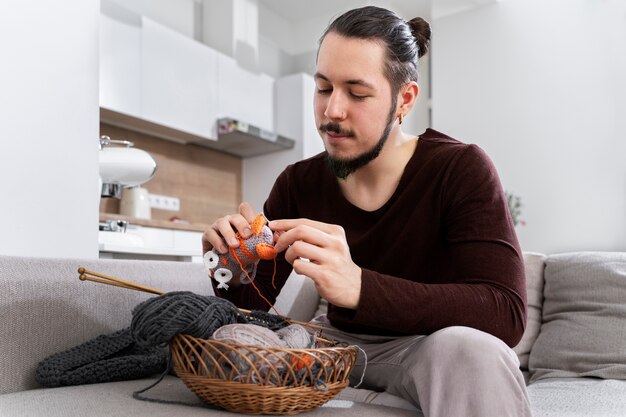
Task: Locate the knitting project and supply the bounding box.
[36,292,289,388]
[203,214,277,290]
[35,328,166,387]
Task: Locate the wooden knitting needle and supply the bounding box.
[77,267,330,333]
[78,267,254,311]
[78,267,164,295]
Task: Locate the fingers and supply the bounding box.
[270,220,345,253]
[291,257,320,282]
[270,218,343,236]
[201,236,213,256]
[202,226,228,254]
[283,240,325,265]
[273,224,326,253]
[239,202,257,224]
[202,202,257,254]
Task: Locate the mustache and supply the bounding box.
[318,122,354,137]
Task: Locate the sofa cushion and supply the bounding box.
[513,252,546,370]
[527,378,626,417]
[529,252,626,382]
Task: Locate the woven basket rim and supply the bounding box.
[173,333,358,353]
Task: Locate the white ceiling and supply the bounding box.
[257,0,499,23]
[258,0,430,23]
[255,0,500,55]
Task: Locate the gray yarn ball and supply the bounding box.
[130,291,245,347]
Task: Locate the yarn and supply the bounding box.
[209,323,324,388]
[37,291,291,390]
[130,291,289,347]
[204,213,285,318]
[204,214,276,289]
[277,324,315,349]
[36,328,166,388]
[353,345,368,389]
[245,310,290,330]
[212,323,284,347]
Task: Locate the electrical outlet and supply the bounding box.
[148,193,180,212]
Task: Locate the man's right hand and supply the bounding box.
[201,202,258,255]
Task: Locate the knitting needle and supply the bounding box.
[78,267,165,295]
[77,267,331,333]
[77,267,272,320]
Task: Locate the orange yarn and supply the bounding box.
[208,214,282,315]
[232,247,285,320]
[290,353,314,371]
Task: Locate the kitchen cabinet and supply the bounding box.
[217,54,274,133]
[99,6,286,156]
[141,17,219,139]
[100,4,141,117]
[99,225,203,263]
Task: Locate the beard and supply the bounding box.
[321,97,398,180]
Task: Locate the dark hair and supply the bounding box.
[319,6,431,95]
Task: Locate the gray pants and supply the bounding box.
[312,315,531,417]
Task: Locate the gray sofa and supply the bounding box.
[0,252,625,416]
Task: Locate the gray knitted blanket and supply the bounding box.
[35,328,166,387]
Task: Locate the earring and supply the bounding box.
[398,114,404,125]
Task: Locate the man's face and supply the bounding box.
[314,32,397,178]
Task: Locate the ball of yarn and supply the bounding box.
[276,324,315,349]
[130,291,245,347]
[212,323,285,347]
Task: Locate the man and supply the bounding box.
[202,6,530,417]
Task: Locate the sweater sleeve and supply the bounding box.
[211,168,295,311]
[329,145,527,347]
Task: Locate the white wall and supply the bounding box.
[243,73,320,212]
[0,0,100,258]
[404,53,431,136]
[432,0,626,253]
[109,0,195,38]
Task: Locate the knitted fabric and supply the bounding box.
[245,309,290,330]
[130,291,288,347]
[203,214,277,289]
[130,291,246,347]
[36,291,289,388]
[35,328,166,387]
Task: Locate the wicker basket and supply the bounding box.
[170,333,358,415]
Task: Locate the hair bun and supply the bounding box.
[408,17,431,58]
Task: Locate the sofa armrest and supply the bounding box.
[0,255,212,395]
[274,271,320,322]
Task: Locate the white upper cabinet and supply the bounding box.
[217,54,274,132]
[100,4,141,117]
[99,7,278,147]
[141,17,219,139]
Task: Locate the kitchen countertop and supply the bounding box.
[100,213,209,232]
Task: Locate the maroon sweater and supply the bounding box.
[213,129,527,347]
